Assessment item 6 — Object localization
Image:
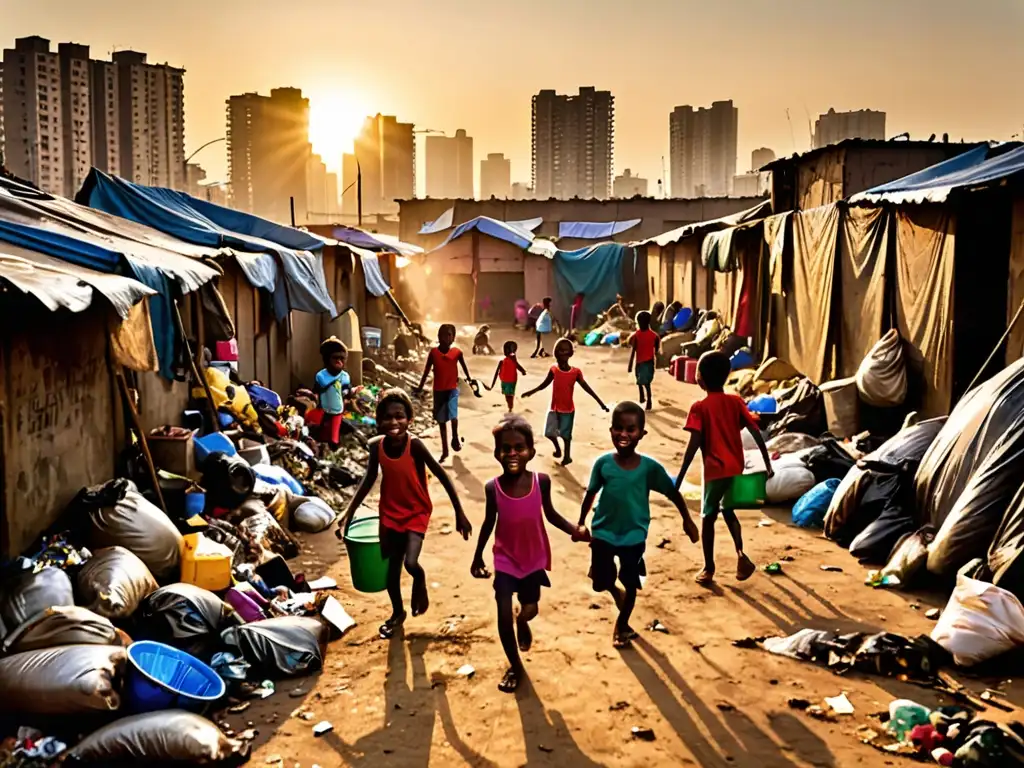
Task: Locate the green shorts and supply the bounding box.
[702,477,735,518]
[500,382,516,396]
[635,359,655,386]
[544,411,575,440]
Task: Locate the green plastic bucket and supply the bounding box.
[343,517,390,593]
[723,472,767,509]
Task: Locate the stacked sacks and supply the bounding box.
[915,358,1024,579]
[856,329,908,407]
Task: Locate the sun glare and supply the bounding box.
[308,95,367,173]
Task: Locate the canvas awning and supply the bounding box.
[850,143,1024,205]
[639,199,772,247]
[331,226,423,257]
[435,216,534,251]
[557,219,641,239]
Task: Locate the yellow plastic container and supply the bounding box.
[180,533,232,591]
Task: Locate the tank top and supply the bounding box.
[550,365,582,413]
[633,328,659,363]
[378,437,433,533]
[430,346,460,391]
[492,473,551,578]
[499,357,519,384]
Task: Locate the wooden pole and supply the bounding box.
[471,230,480,323]
[114,370,167,513]
[173,299,220,432]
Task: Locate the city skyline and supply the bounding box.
[5,0,1024,199]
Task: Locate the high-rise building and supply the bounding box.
[325,171,339,219]
[57,43,91,198]
[669,100,738,198]
[532,87,614,200]
[112,50,185,190]
[90,59,119,176]
[426,128,473,199]
[226,87,311,222]
[511,182,534,200]
[341,152,358,216]
[613,168,648,199]
[2,37,65,194]
[480,152,511,199]
[751,147,776,172]
[305,153,328,223]
[185,162,206,197]
[347,114,414,215]
[813,108,886,149]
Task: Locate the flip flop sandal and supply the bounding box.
[694,570,716,585]
[379,614,406,639]
[498,668,521,693]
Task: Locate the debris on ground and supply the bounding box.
[763,562,783,575]
[825,693,855,715]
[647,619,669,634]
[630,726,656,741]
[457,664,476,678]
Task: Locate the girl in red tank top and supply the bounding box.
[488,340,528,412]
[338,389,473,638]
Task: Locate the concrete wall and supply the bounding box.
[397,197,768,251]
[1,304,116,556]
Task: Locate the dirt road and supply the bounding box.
[248,339,975,767]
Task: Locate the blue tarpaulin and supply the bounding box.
[359,251,391,298]
[437,216,534,250]
[79,170,336,318]
[850,143,1024,205]
[557,219,642,240]
[553,243,631,319]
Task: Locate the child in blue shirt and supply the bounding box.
[314,336,351,449]
[531,297,554,358]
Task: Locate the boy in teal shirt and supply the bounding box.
[579,402,699,648]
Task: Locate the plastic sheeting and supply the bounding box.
[331,226,423,256]
[916,358,1024,538]
[418,207,455,234]
[221,616,325,677]
[641,199,772,248]
[68,711,246,764]
[77,546,159,620]
[987,484,1024,596]
[437,216,534,250]
[0,645,125,714]
[894,208,956,416]
[557,219,641,240]
[837,206,891,378]
[358,250,391,297]
[553,243,630,318]
[1,606,120,655]
[856,330,909,407]
[138,584,230,653]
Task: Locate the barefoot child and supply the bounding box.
[522,337,609,466]
[580,402,700,648]
[415,324,474,462]
[337,389,472,637]
[531,297,554,358]
[471,415,590,693]
[674,351,774,586]
[313,337,351,450]
[627,311,660,411]
[488,340,527,412]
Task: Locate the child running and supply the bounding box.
[314,336,352,450]
[531,297,554,358]
[337,389,472,637]
[674,351,774,585]
[488,340,527,411]
[580,402,700,648]
[522,337,609,466]
[471,415,590,693]
[627,311,660,411]
[415,323,474,462]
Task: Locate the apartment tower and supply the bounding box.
[480,152,511,199]
[813,108,886,149]
[426,128,473,199]
[669,100,738,197]
[532,87,614,200]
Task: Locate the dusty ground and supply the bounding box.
[243,336,1017,768]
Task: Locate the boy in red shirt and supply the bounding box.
[674,351,773,585]
[627,310,660,411]
[522,337,609,466]
[415,323,474,463]
[488,340,528,412]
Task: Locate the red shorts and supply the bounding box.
[319,413,344,447]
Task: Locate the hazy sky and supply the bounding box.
[8,0,1024,197]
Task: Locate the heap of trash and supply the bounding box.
[0,337,432,765]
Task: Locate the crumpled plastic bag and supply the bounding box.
[86,480,183,579]
[0,567,74,633]
[856,329,908,407]
[792,479,841,528]
[291,497,336,533]
[2,606,121,655]
[77,546,159,620]
[0,644,125,714]
[931,565,1024,667]
[220,616,325,677]
[881,528,935,586]
[138,583,229,653]
[67,710,248,764]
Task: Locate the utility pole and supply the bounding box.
[357,161,362,227]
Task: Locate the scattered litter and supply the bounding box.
[647,619,669,634]
[229,702,251,713]
[757,518,774,527]
[439,523,453,536]
[312,720,333,736]
[630,726,656,741]
[824,693,854,715]
[307,576,337,590]
[925,608,941,620]
[763,562,783,575]
[320,596,356,636]
[289,687,307,698]
[457,664,476,679]
[259,680,275,699]
[788,698,811,710]
[819,565,843,572]
[779,555,796,562]
[609,701,629,711]
[865,570,901,588]
[265,756,283,765]
[804,705,835,721]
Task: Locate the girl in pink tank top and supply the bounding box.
[471,415,591,693]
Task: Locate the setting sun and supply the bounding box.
[308,94,369,173]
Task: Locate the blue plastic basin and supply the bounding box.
[126,640,225,714]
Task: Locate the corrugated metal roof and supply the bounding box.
[0,242,155,317]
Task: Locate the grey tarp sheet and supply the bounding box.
[837,206,891,378]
